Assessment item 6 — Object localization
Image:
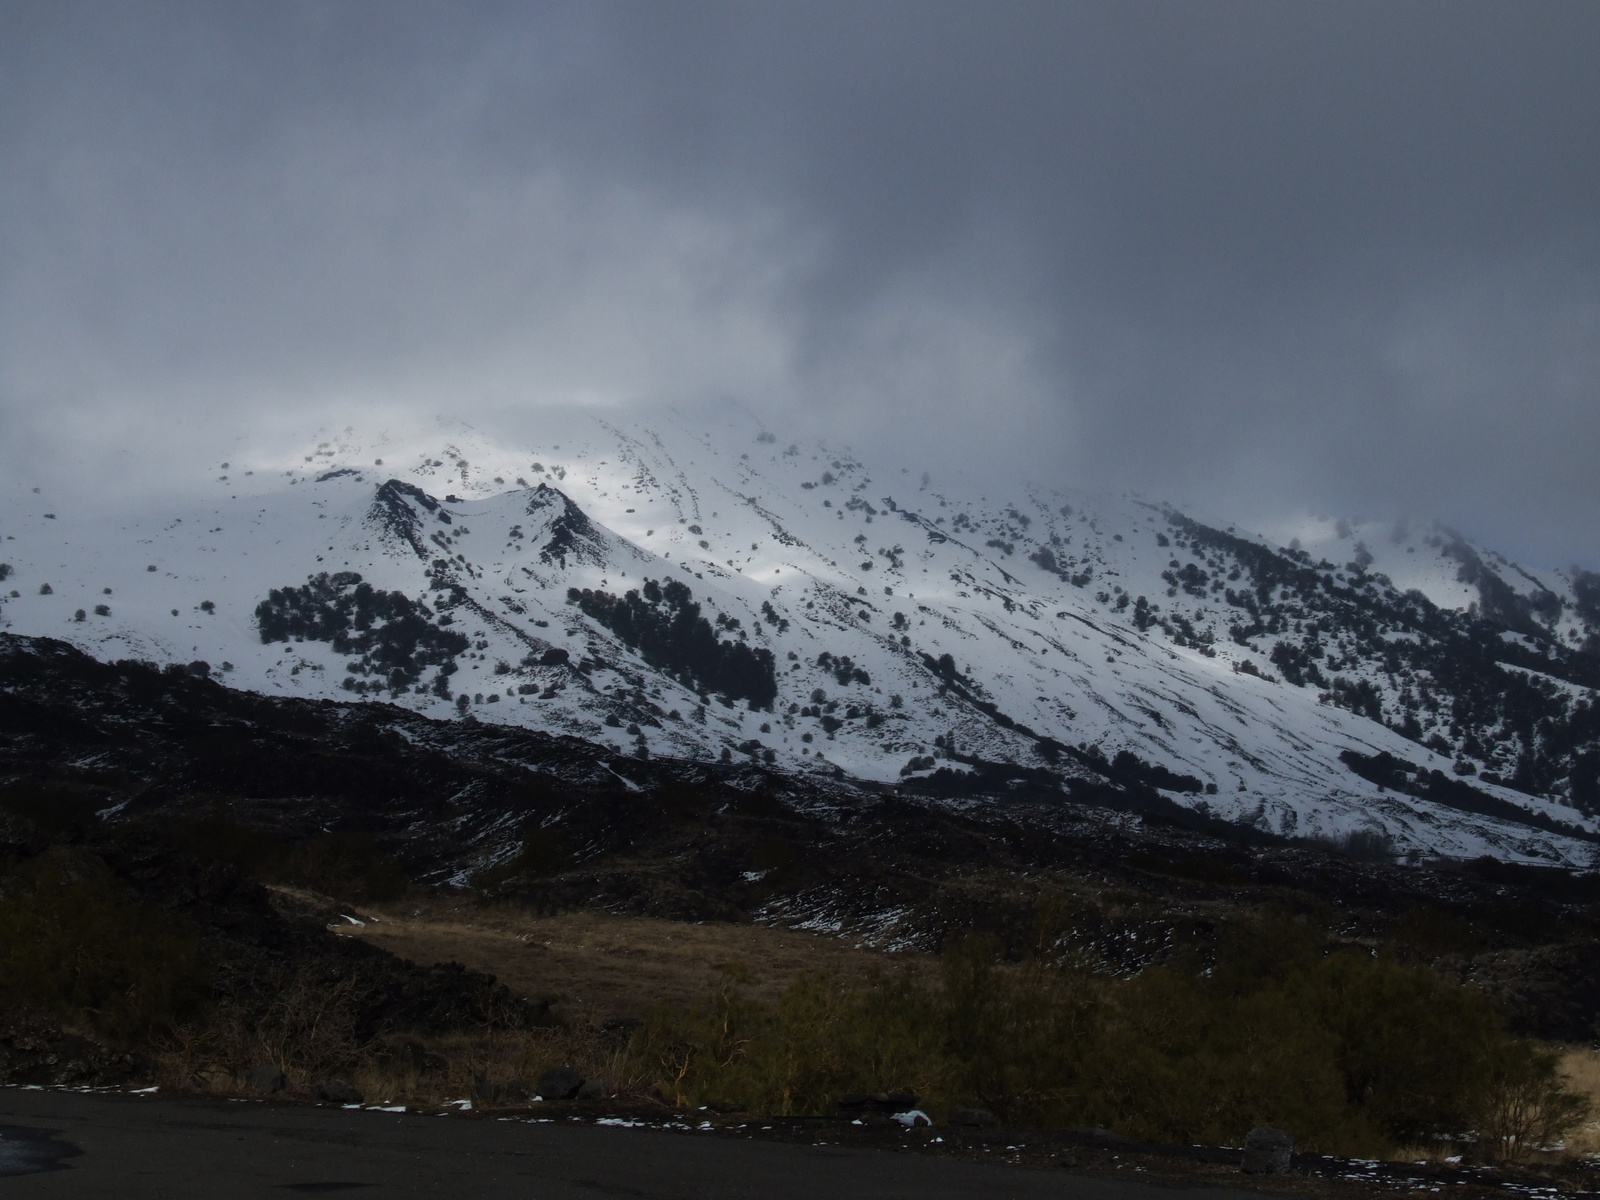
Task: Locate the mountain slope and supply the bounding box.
[3,409,1598,864]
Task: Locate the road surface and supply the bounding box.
[0,1088,1273,1199]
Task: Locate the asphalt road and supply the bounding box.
[0,1089,1271,1199]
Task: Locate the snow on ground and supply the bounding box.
[2,408,1596,865]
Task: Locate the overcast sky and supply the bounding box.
[3,1,1597,565]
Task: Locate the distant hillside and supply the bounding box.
[2,409,1597,864]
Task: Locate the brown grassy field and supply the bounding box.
[326,893,931,1025]
[1558,1046,1600,1156]
[238,888,1598,1164]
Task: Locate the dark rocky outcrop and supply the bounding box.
[313,1079,364,1105]
[244,1064,287,1094]
[536,1067,584,1101]
[1241,1126,1294,1174]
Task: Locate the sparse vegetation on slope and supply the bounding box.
[1161,511,1600,809]
[568,578,777,709]
[255,571,469,693]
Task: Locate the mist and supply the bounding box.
[3,1,1597,565]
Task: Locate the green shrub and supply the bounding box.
[1085,961,1364,1150]
[631,962,951,1116]
[1085,917,1561,1153]
[1304,944,1503,1144]
[631,942,1102,1124]
[939,933,1100,1125]
[628,917,1591,1157]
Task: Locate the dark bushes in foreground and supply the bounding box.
[0,849,211,1040]
[631,920,1588,1158]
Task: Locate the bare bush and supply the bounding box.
[157,964,369,1093]
[157,969,644,1108]
[1475,1041,1593,1161]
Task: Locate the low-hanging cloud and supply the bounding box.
[2,1,1597,563]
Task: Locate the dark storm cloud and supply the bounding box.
[2,2,1597,562]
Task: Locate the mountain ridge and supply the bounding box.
[3,409,1598,865]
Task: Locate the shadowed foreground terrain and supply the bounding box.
[5,634,1600,1175]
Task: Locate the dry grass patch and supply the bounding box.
[158,894,928,1109]
[1387,1142,1465,1164]
[1559,1045,1600,1157]
[337,897,928,1024]
[153,951,648,1108]
[159,1016,645,1108]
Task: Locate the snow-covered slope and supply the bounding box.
[4,409,1598,864]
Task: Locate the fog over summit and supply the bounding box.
[5,407,1600,867]
[2,1,1598,566]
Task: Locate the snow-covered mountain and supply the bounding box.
[4,409,1598,864]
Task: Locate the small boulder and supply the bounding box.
[313,1079,365,1105]
[576,1077,617,1101]
[1241,1126,1294,1174]
[244,1065,287,1094]
[536,1066,584,1101]
[947,1106,997,1128]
